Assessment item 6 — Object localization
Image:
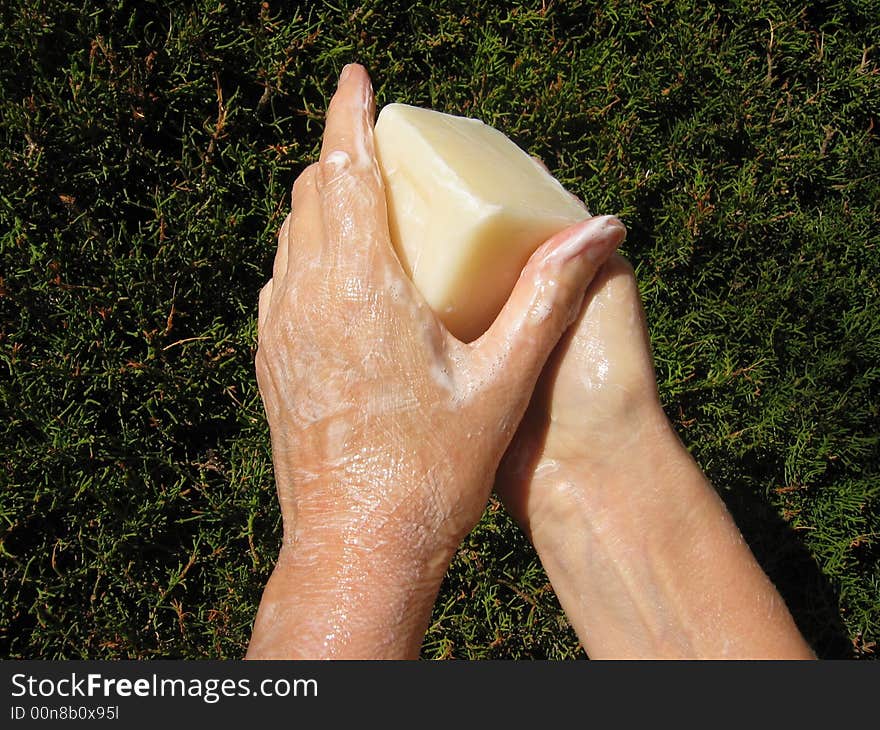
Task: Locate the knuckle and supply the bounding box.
[317,151,353,189]
[291,163,319,203]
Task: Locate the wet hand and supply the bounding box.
[496,254,666,533]
[256,65,625,560]
[249,64,624,657]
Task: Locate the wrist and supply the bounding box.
[524,405,692,540]
[247,509,457,660]
[285,513,459,592]
[272,452,479,551]
[519,415,813,658]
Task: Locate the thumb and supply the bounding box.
[470,214,627,408]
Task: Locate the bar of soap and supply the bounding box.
[374,103,589,342]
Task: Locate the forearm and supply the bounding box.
[528,413,815,659]
[246,521,454,660]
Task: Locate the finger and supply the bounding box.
[258,278,273,340]
[553,253,636,356]
[319,63,377,173]
[470,215,627,411]
[271,213,292,283]
[567,253,659,396]
[292,163,319,213]
[288,163,322,265]
[316,64,388,264]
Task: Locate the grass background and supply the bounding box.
[1,0,878,659]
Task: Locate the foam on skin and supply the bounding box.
[374,103,590,342]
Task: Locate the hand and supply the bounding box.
[495,257,813,658]
[247,64,626,658]
[496,254,664,531]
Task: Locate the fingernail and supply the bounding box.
[339,64,354,83]
[548,215,626,265]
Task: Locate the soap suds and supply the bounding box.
[325,149,351,171]
[430,362,455,394]
[384,266,407,303]
[528,277,558,323]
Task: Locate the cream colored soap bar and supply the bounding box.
[374,103,589,342]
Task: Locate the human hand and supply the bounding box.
[496,254,665,533]
[495,256,813,658]
[247,64,626,658]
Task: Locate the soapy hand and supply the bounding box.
[494,257,814,658]
[496,254,664,530]
[248,64,625,658]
